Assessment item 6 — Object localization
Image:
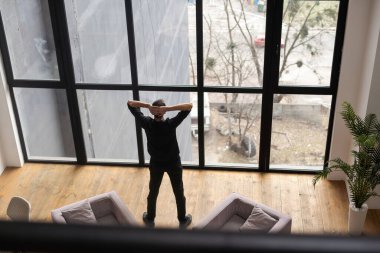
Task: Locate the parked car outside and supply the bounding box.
[254,35,285,48]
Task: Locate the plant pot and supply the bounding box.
[348,203,368,235]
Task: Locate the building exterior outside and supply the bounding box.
[1,0,193,162]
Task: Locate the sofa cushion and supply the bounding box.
[220,214,246,231]
[91,196,113,218]
[239,206,278,233]
[61,200,97,224]
[97,214,119,225]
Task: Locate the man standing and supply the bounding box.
[127,99,193,228]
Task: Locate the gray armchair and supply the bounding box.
[51,191,137,226]
[193,193,292,234]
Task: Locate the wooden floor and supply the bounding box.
[0,163,379,235]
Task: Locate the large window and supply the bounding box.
[77,90,138,162]
[203,0,266,87]
[0,0,59,80]
[132,0,196,86]
[279,1,340,87]
[65,0,132,84]
[205,92,262,167]
[0,0,348,171]
[14,88,75,160]
[270,95,332,170]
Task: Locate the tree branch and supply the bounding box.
[203,15,213,78]
[228,0,262,84]
[280,2,318,78]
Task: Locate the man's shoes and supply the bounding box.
[179,214,192,229]
[142,212,155,228]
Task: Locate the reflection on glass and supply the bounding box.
[270,94,332,170]
[139,91,197,165]
[65,0,131,84]
[14,88,75,160]
[77,90,138,162]
[205,92,261,167]
[279,1,339,86]
[203,0,266,87]
[0,0,59,80]
[188,0,197,86]
[132,0,195,85]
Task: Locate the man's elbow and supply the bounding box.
[187,103,193,111]
[128,100,137,107]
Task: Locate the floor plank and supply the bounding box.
[0,163,379,235]
[298,174,323,233]
[280,174,303,233]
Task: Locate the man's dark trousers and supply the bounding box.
[146,161,186,221]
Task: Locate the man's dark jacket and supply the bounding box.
[128,104,190,164]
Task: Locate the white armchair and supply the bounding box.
[193,193,292,234]
[7,196,31,222]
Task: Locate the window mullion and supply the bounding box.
[48,0,87,164]
[196,0,205,169]
[259,0,283,171]
[324,0,349,166]
[125,0,145,166]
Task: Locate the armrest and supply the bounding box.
[254,201,292,234]
[51,209,67,224]
[268,216,292,234]
[108,192,138,226]
[193,193,251,230]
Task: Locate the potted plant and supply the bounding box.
[313,102,380,235]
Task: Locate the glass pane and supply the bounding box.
[203,0,266,87]
[65,0,131,84]
[279,1,340,86]
[14,88,75,160]
[138,91,197,165]
[205,92,261,167]
[132,0,196,85]
[270,94,332,170]
[0,0,59,80]
[77,90,138,162]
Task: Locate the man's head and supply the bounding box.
[152,99,166,120]
[152,99,166,107]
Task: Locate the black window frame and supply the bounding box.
[0,0,349,173]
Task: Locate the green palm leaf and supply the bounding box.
[314,102,380,208]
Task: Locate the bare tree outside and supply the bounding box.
[189,0,340,166]
[278,0,339,101]
[202,0,261,159]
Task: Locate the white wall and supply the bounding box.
[0,145,4,174]
[0,53,24,174]
[366,25,380,118]
[329,0,380,180]
[367,0,380,120]
[363,0,380,208]
[357,0,380,118]
[329,0,380,208]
